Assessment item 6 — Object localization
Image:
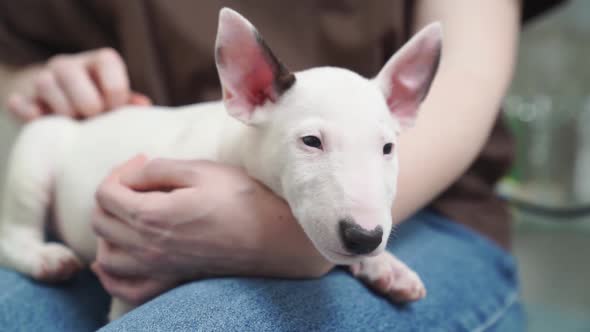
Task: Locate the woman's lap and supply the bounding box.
[0,210,524,331]
[0,268,110,331]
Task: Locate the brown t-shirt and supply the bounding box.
[0,0,565,249]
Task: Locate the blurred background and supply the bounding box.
[0,1,588,331]
[500,0,590,330]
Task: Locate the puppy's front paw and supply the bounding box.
[32,243,83,282]
[350,252,426,302]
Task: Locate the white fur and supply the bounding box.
[0,8,440,320]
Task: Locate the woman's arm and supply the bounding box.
[392,0,522,222]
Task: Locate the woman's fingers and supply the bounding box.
[95,155,154,222]
[91,206,145,250]
[34,70,73,116]
[128,92,152,106]
[6,94,42,121]
[44,48,134,118]
[94,238,151,277]
[6,48,144,122]
[87,48,130,110]
[91,261,176,305]
[49,56,104,118]
[121,158,200,191]
[95,155,186,230]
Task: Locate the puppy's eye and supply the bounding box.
[302,135,323,150]
[383,143,393,155]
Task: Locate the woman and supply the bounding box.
[0,0,564,330]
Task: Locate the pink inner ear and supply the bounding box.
[240,55,278,106]
[376,23,442,128]
[385,55,435,122]
[215,9,296,123]
[218,36,278,109]
[386,77,417,121]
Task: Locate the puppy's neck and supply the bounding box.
[216,118,284,196]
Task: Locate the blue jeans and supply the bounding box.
[0,210,524,331]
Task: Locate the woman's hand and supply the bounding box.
[4,48,150,122]
[91,156,333,304]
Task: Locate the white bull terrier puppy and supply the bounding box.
[0,8,442,320]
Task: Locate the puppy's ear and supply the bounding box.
[215,8,295,124]
[374,23,442,128]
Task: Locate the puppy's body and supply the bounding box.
[0,8,442,320]
[55,102,239,260]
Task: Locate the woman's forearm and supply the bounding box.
[392,0,522,223]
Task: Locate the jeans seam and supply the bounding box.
[471,291,519,332]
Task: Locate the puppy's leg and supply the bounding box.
[108,298,135,322]
[0,117,82,282]
[350,252,426,302]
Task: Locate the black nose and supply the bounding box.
[339,220,383,255]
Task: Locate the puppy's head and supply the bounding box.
[215,8,442,264]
